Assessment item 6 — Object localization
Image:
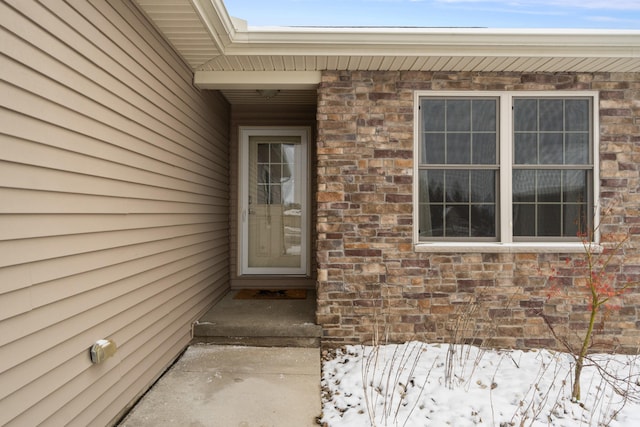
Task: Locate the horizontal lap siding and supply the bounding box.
[0,0,230,426]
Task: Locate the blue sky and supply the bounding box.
[224,0,640,29]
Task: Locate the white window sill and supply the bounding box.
[414,242,602,254]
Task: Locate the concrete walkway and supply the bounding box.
[118,345,321,427]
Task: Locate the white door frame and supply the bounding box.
[238,126,310,276]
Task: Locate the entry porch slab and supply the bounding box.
[192,289,322,347]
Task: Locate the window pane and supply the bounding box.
[471,205,495,237]
[419,94,592,242]
[422,99,445,131]
[420,169,496,239]
[538,205,561,236]
[564,204,587,237]
[447,133,471,164]
[472,99,496,132]
[515,97,591,167]
[513,204,535,236]
[566,99,589,131]
[514,99,537,131]
[447,100,471,131]
[513,169,589,238]
[513,170,535,202]
[423,205,444,237]
[539,133,563,164]
[419,171,442,237]
[512,97,592,240]
[418,170,429,203]
[538,170,562,202]
[539,99,564,131]
[426,170,444,202]
[566,133,589,164]
[445,170,469,203]
[472,133,496,164]
[445,205,469,237]
[563,170,587,203]
[423,133,445,164]
[470,170,495,203]
[514,133,537,164]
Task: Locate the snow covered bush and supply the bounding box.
[321,343,640,426]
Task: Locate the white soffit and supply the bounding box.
[194,71,322,89]
[132,0,212,69]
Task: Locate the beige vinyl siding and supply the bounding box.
[229,104,317,287]
[0,0,230,426]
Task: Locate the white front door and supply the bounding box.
[239,127,310,275]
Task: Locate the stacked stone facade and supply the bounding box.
[316,71,640,352]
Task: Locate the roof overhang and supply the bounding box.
[133,0,640,99]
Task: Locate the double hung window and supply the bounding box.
[415,91,597,245]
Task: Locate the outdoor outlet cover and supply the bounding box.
[90,339,117,364]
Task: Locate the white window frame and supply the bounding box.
[413,90,600,253]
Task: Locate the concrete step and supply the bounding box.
[191,321,322,347]
[191,289,322,348]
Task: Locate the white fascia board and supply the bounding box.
[230,28,640,58]
[198,2,640,60]
[190,0,239,52]
[193,71,322,89]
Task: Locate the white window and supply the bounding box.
[414,91,599,251]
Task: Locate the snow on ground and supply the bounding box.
[321,342,640,427]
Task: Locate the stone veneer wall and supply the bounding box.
[316,71,640,352]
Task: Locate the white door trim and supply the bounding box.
[238,126,310,276]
